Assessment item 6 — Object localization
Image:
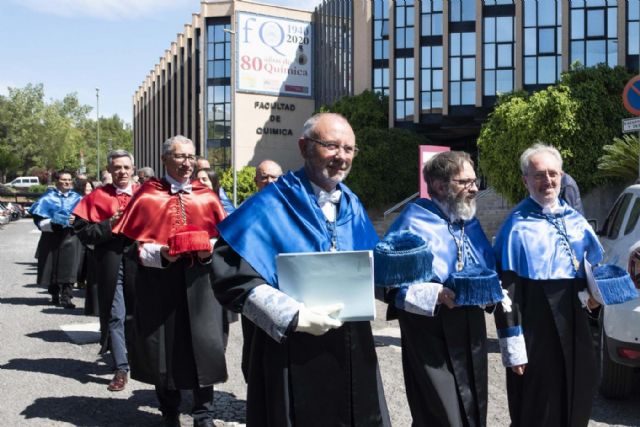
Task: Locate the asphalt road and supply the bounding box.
[1,218,639,426]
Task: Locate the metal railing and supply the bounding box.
[383,192,419,218]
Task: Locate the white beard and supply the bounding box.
[445,188,476,222]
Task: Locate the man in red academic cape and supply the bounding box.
[73,149,139,392]
[113,135,228,427]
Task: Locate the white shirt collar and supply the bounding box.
[165,174,192,194]
[310,182,341,222]
[113,183,133,196]
[530,196,563,214]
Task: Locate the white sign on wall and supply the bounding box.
[236,12,313,97]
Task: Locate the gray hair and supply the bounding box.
[519,143,563,175]
[301,112,349,139]
[162,135,194,156]
[107,149,134,166]
[423,151,474,195]
[138,166,154,177]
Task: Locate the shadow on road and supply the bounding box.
[27,330,75,343]
[486,337,499,354]
[0,358,111,385]
[374,335,400,347]
[0,296,51,306]
[40,307,85,316]
[20,390,161,426]
[19,389,246,425]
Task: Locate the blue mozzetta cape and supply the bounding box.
[386,198,496,283]
[29,188,82,228]
[217,168,379,287]
[494,197,603,280]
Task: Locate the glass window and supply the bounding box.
[373,0,390,95]
[484,9,514,98]
[624,198,640,235]
[609,194,633,239]
[524,0,561,86]
[539,28,555,54]
[587,9,605,37]
[570,2,617,67]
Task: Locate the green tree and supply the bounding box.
[79,115,133,176]
[220,166,257,205]
[319,90,427,208]
[318,90,388,133]
[478,64,633,203]
[598,134,640,182]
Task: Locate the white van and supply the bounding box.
[7,176,40,189]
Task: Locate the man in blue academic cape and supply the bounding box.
[30,170,83,308]
[494,144,603,427]
[382,151,496,427]
[212,113,390,427]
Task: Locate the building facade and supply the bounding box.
[133,0,315,175]
[360,0,639,153]
[133,0,640,174]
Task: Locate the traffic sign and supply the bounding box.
[622,76,640,116]
[622,117,640,133]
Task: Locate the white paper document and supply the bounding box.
[276,250,376,321]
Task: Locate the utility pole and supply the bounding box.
[96,88,100,178]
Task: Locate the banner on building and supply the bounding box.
[236,12,313,97]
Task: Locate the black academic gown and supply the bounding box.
[392,305,488,427]
[214,239,390,427]
[34,216,81,290]
[74,218,136,352]
[126,250,228,389]
[497,272,595,427]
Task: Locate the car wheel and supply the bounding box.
[599,320,634,399]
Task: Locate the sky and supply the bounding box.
[0,0,323,126]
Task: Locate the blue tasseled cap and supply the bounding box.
[592,264,638,305]
[445,265,503,306]
[374,230,434,287]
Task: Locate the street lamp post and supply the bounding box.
[223,27,237,207]
[96,88,100,178]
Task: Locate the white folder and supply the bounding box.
[276,250,375,321]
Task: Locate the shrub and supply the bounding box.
[220,166,257,205]
[28,184,48,194]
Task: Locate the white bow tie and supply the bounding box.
[115,185,133,196]
[170,183,192,194]
[317,190,341,206]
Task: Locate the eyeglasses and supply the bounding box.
[306,137,359,157]
[529,170,561,181]
[450,178,480,189]
[172,154,197,163]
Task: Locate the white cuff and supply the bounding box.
[499,334,528,367]
[139,243,165,268]
[403,282,442,317]
[242,284,301,343]
[39,218,53,232]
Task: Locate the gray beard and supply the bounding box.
[444,189,476,222]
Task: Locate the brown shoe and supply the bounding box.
[107,369,128,392]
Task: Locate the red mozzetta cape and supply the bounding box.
[112,177,226,245]
[73,183,140,223]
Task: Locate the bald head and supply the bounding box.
[255,160,283,191]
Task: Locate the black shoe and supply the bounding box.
[50,296,60,305]
[61,301,76,309]
[163,414,180,427]
[193,419,214,427]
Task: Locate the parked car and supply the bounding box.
[6,176,40,189]
[0,204,10,225]
[597,183,640,398]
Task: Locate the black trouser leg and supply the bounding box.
[48,283,60,298]
[59,283,73,304]
[192,386,214,424]
[155,386,181,416]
